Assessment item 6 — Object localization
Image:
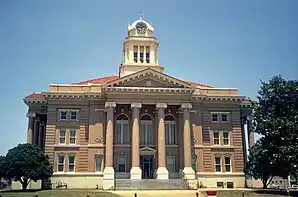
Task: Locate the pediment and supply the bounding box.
[104,68,191,89]
[140,146,156,152]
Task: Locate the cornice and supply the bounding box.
[102,86,194,94]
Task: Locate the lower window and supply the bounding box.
[118,156,126,172]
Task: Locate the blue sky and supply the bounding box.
[0,0,297,155]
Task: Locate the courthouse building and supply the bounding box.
[23,17,254,189]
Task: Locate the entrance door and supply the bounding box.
[140,155,154,179]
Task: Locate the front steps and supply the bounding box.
[115,179,189,190]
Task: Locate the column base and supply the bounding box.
[155,167,169,180]
[182,167,196,180]
[103,167,115,190]
[130,167,142,179]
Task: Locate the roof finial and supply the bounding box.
[140,12,144,20]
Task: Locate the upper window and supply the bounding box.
[69,129,76,144]
[211,112,230,123]
[118,156,127,172]
[133,46,138,63]
[146,46,150,63]
[70,111,78,121]
[224,157,231,172]
[68,155,75,172]
[223,131,230,146]
[57,155,65,172]
[215,156,221,172]
[213,131,220,146]
[59,109,80,121]
[140,114,153,145]
[140,46,144,63]
[59,129,66,144]
[60,111,68,121]
[165,115,176,145]
[166,156,175,173]
[116,114,129,144]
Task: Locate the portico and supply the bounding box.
[103,101,195,183]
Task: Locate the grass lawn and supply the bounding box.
[0,189,292,197]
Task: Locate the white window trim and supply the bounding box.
[116,120,129,145]
[68,154,76,173]
[59,129,66,145]
[213,131,220,146]
[70,110,79,121]
[210,112,231,123]
[117,155,127,172]
[222,131,230,146]
[224,157,232,173]
[57,155,65,172]
[165,121,176,145]
[166,156,176,173]
[69,129,77,145]
[220,113,230,123]
[95,155,104,172]
[215,156,222,173]
[141,120,153,146]
[59,109,68,121]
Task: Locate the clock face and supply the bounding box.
[136,22,147,34]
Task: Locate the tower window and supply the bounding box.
[146,46,150,63]
[140,46,144,63]
[134,46,138,63]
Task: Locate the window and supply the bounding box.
[140,114,153,145]
[217,182,224,188]
[166,156,175,173]
[223,131,229,145]
[116,114,129,144]
[212,114,219,122]
[69,129,76,144]
[213,131,220,145]
[140,123,153,145]
[140,46,144,63]
[215,156,221,172]
[225,157,231,172]
[68,155,75,172]
[165,115,176,145]
[146,46,150,63]
[118,156,126,172]
[59,129,66,144]
[95,156,103,172]
[192,156,197,172]
[57,155,65,172]
[134,46,138,63]
[70,111,78,120]
[60,111,68,120]
[221,114,228,122]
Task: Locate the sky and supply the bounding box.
[0,0,297,155]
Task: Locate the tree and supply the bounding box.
[252,75,298,178]
[0,155,8,180]
[245,139,278,188]
[5,143,53,191]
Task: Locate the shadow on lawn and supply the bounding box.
[254,189,298,197]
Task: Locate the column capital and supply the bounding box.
[156,103,167,109]
[181,103,192,109]
[105,102,116,109]
[131,103,142,109]
[26,112,36,118]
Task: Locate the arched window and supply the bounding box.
[165,114,176,145]
[140,114,153,145]
[116,114,129,144]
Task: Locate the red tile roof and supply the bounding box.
[24,93,45,99]
[24,75,215,98]
[72,75,119,85]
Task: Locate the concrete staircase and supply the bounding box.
[115,179,189,190]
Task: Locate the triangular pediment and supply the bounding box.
[140,146,156,152]
[104,68,191,89]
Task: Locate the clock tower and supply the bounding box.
[119,17,164,77]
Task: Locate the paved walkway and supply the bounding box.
[111,190,204,197]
